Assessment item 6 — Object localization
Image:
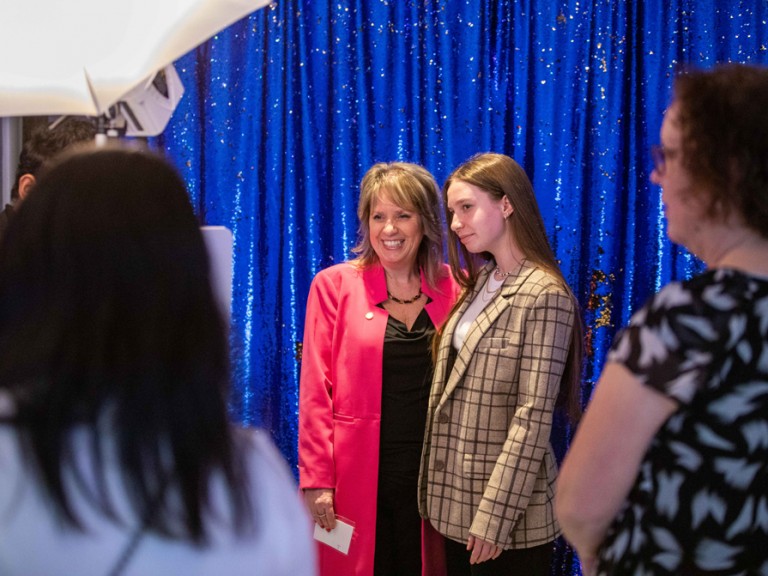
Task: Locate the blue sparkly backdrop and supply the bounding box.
[153,2,768,573]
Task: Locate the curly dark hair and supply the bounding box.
[674,63,768,238]
[10,118,96,199]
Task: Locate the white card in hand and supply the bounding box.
[313,517,355,555]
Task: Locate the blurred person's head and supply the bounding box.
[0,145,248,542]
[352,162,446,288]
[650,63,768,245]
[10,118,96,201]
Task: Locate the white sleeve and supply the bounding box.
[242,428,318,575]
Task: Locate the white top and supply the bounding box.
[453,273,504,349]
[0,410,317,576]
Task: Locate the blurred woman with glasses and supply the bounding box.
[556,63,768,575]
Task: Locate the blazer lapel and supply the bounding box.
[437,261,536,404]
[362,264,388,304]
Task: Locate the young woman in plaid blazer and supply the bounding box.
[419,153,583,576]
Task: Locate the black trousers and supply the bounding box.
[373,471,422,576]
[444,536,553,576]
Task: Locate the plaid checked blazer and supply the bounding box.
[418,261,575,549]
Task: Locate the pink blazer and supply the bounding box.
[298,262,459,576]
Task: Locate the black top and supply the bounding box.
[378,306,435,476]
[599,269,768,575]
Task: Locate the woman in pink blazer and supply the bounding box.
[299,162,461,576]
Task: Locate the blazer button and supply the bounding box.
[435,460,445,471]
[438,412,449,423]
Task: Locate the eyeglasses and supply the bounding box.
[650,145,678,175]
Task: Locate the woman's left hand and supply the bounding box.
[303,488,337,530]
[467,535,503,564]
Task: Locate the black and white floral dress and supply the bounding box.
[596,268,768,576]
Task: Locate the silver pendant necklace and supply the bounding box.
[494,257,527,280]
[481,275,502,303]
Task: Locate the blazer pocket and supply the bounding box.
[473,338,520,388]
[333,412,356,423]
[461,454,498,497]
[462,453,498,479]
[476,337,509,352]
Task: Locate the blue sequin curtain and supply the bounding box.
[154,1,768,572]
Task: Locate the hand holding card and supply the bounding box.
[313,516,355,555]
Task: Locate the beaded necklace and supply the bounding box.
[387,287,423,304]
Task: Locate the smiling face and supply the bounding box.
[369,190,424,272]
[650,102,708,250]
[446,180,509,257]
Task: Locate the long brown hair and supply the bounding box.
[442,152,584,422]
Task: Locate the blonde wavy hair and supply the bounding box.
[351,162,447,289]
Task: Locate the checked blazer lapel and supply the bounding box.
[437,261,537,404]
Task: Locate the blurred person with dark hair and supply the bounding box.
[556,63,768,575]
[0,117,96,240]
[0,146,316,575]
